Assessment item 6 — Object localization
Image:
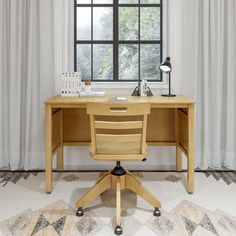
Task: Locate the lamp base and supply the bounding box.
[161,94,176,97]
[131,86,153,96]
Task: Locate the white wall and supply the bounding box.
[53,0,187,170]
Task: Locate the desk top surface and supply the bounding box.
[45,95,195,106]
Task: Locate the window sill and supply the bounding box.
[89,81,168,89]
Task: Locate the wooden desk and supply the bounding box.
[44,95,195,194]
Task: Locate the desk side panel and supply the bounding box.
[63,108,91,142]
[178,109,188,153]
[147,108,175,142]
[52,109,61,152]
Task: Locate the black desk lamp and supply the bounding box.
[159,57,176,97]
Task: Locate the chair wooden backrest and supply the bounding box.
[87,102,150,161]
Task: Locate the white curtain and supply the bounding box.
[0,0,55,169]
[179,0,236,169]
[1,0,235,170]
[0,0,73,170]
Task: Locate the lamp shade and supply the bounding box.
[159,57,171,72]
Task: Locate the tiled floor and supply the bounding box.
[0,171,236,235]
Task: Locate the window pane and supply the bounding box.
[93,45,113,80]
[140,0,160,3]
[76,45,91,80]
[119,44,138,80]
[77,8,91,40]
[93,0,113,3]
[94,8,113,40]
[140,44,160,80]
[119,0,138,3]
[140,8,160,40]
[77,0,91,4]
[119,7,138,40]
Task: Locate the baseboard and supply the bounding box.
[1,166,235,172]
[62,163,178,171]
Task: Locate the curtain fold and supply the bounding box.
[0,0,55,170]
[180,0,236,169]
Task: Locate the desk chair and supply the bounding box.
[75,102,161,235]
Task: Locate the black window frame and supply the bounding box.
[74,0,162,82]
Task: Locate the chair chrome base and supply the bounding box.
[76,207,84,217]
[114,225,123,235]
[153,207,161,217]
[111,161,126,176]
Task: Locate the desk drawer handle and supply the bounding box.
[110,107,127,113]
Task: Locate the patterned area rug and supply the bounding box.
[1,171,236,187]
[1,171,235,187]
[0,172,39,187]
[0,171,236,235]
[0,199,236,236]
[0,171,180,187]
[204,171,236,185]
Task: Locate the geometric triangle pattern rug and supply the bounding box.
[204,171,236,185]
[1,199,236,236]
[0,172,81,187]
[1,171,236,187]
[0,172,39,187]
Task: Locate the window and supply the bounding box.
[74,0,162,81]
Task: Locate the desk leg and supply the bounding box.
[187,104,195,193]
[176,145,182,172]
[175,109,182,172]
[45,104,52,193]
[57,109,64,171]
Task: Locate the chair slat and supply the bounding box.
[97,147,141,155]
[93,154,146,161]
[96,140,144,155]
[94,121,143,130]
[96,134,142,142]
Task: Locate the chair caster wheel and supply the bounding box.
[142,158,147,161]
[114,225,123,235]
[153,207,161,217]
[76,207,84,217]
